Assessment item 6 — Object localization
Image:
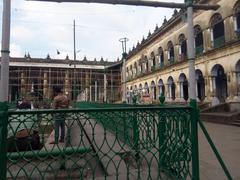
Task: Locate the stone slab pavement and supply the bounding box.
[199,122,240,180]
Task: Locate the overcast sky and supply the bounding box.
[0,0,184,61]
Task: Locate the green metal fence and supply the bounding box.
[0,102,199,179]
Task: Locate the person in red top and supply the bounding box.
[50,86,69,144]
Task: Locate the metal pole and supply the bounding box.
[0,0,11,102]
[28,0,220,10]
[122,57,126,102]
[186,1,199,179]
[73,19,77,102]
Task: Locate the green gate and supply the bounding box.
[0,102,199,179]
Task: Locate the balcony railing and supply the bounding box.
[151,66,156,72]
[160,62,164,69]
[213,36,225,48]
[168,57,175,65]
[195,45,204,56]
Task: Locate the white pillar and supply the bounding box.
[95,80,97,102]
[89,85,92,102]
[180,82,184,98]
[212,76,216,95]
[104,73,107,102]
[187,6,197,100]
[0,0,11,102]
[169,84,172,99]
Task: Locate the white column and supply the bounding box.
[187,6,197,101]
[89,85,92,102]
[104,73,107,102]
[0,0,11,101]
[210,28,214,47]
[233,16,237,31]
[159,85,162,96]
[180,82,184,98]
[169,84,172,99]
[212,76,216,95]
[95,80,97,102]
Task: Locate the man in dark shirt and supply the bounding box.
[50,86,69,144]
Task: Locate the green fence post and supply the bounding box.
[158,111,166,172]
[132,111,139,160]
[0,102,8,180]
[190,99,200,180]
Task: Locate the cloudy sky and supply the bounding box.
[0,0,183,61]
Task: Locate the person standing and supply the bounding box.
[50,86,69,144]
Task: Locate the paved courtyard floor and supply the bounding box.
[199,122,240,180]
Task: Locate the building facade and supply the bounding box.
[7,55,122,105]
[124,0,240,105]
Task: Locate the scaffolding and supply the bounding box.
[9,65,122,107]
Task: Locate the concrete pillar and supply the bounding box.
[204,76,211,102]
[175,82,180,101]
[203,29,210,52]
[89,85,92,102]
[20,72,26,97]
[224,19,231,43]
[232,72,240,101]
[95,80,97,102]
[43,72,48,98]
[104,73,107,102]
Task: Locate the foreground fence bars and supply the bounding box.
[0,103,200,179]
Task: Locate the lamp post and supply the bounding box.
[119,37,128,103]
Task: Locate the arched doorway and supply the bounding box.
[158,79,165,97]
[167,76,175,100]
[195,69,205,101]
[179,73,188,101]
[211,64,228,102]
[151,81,156,100]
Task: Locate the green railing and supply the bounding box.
[213,36,225,48]
[195,45,204,56]
[0,102,198,179]
[169,57,175,65]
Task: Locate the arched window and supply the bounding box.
[138,60,142,74]
[234,1,240,37]
[134,62,137,77]
[150,52,156,71]
[126,67,129,79]
[144,55,149,73]
[167,41,175,64]
[210,13,225,48]
[144,82,149,94]
[178,34,187,61]
[130,65,133,78]
[158,47,164,68]
[194,25,204,56]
